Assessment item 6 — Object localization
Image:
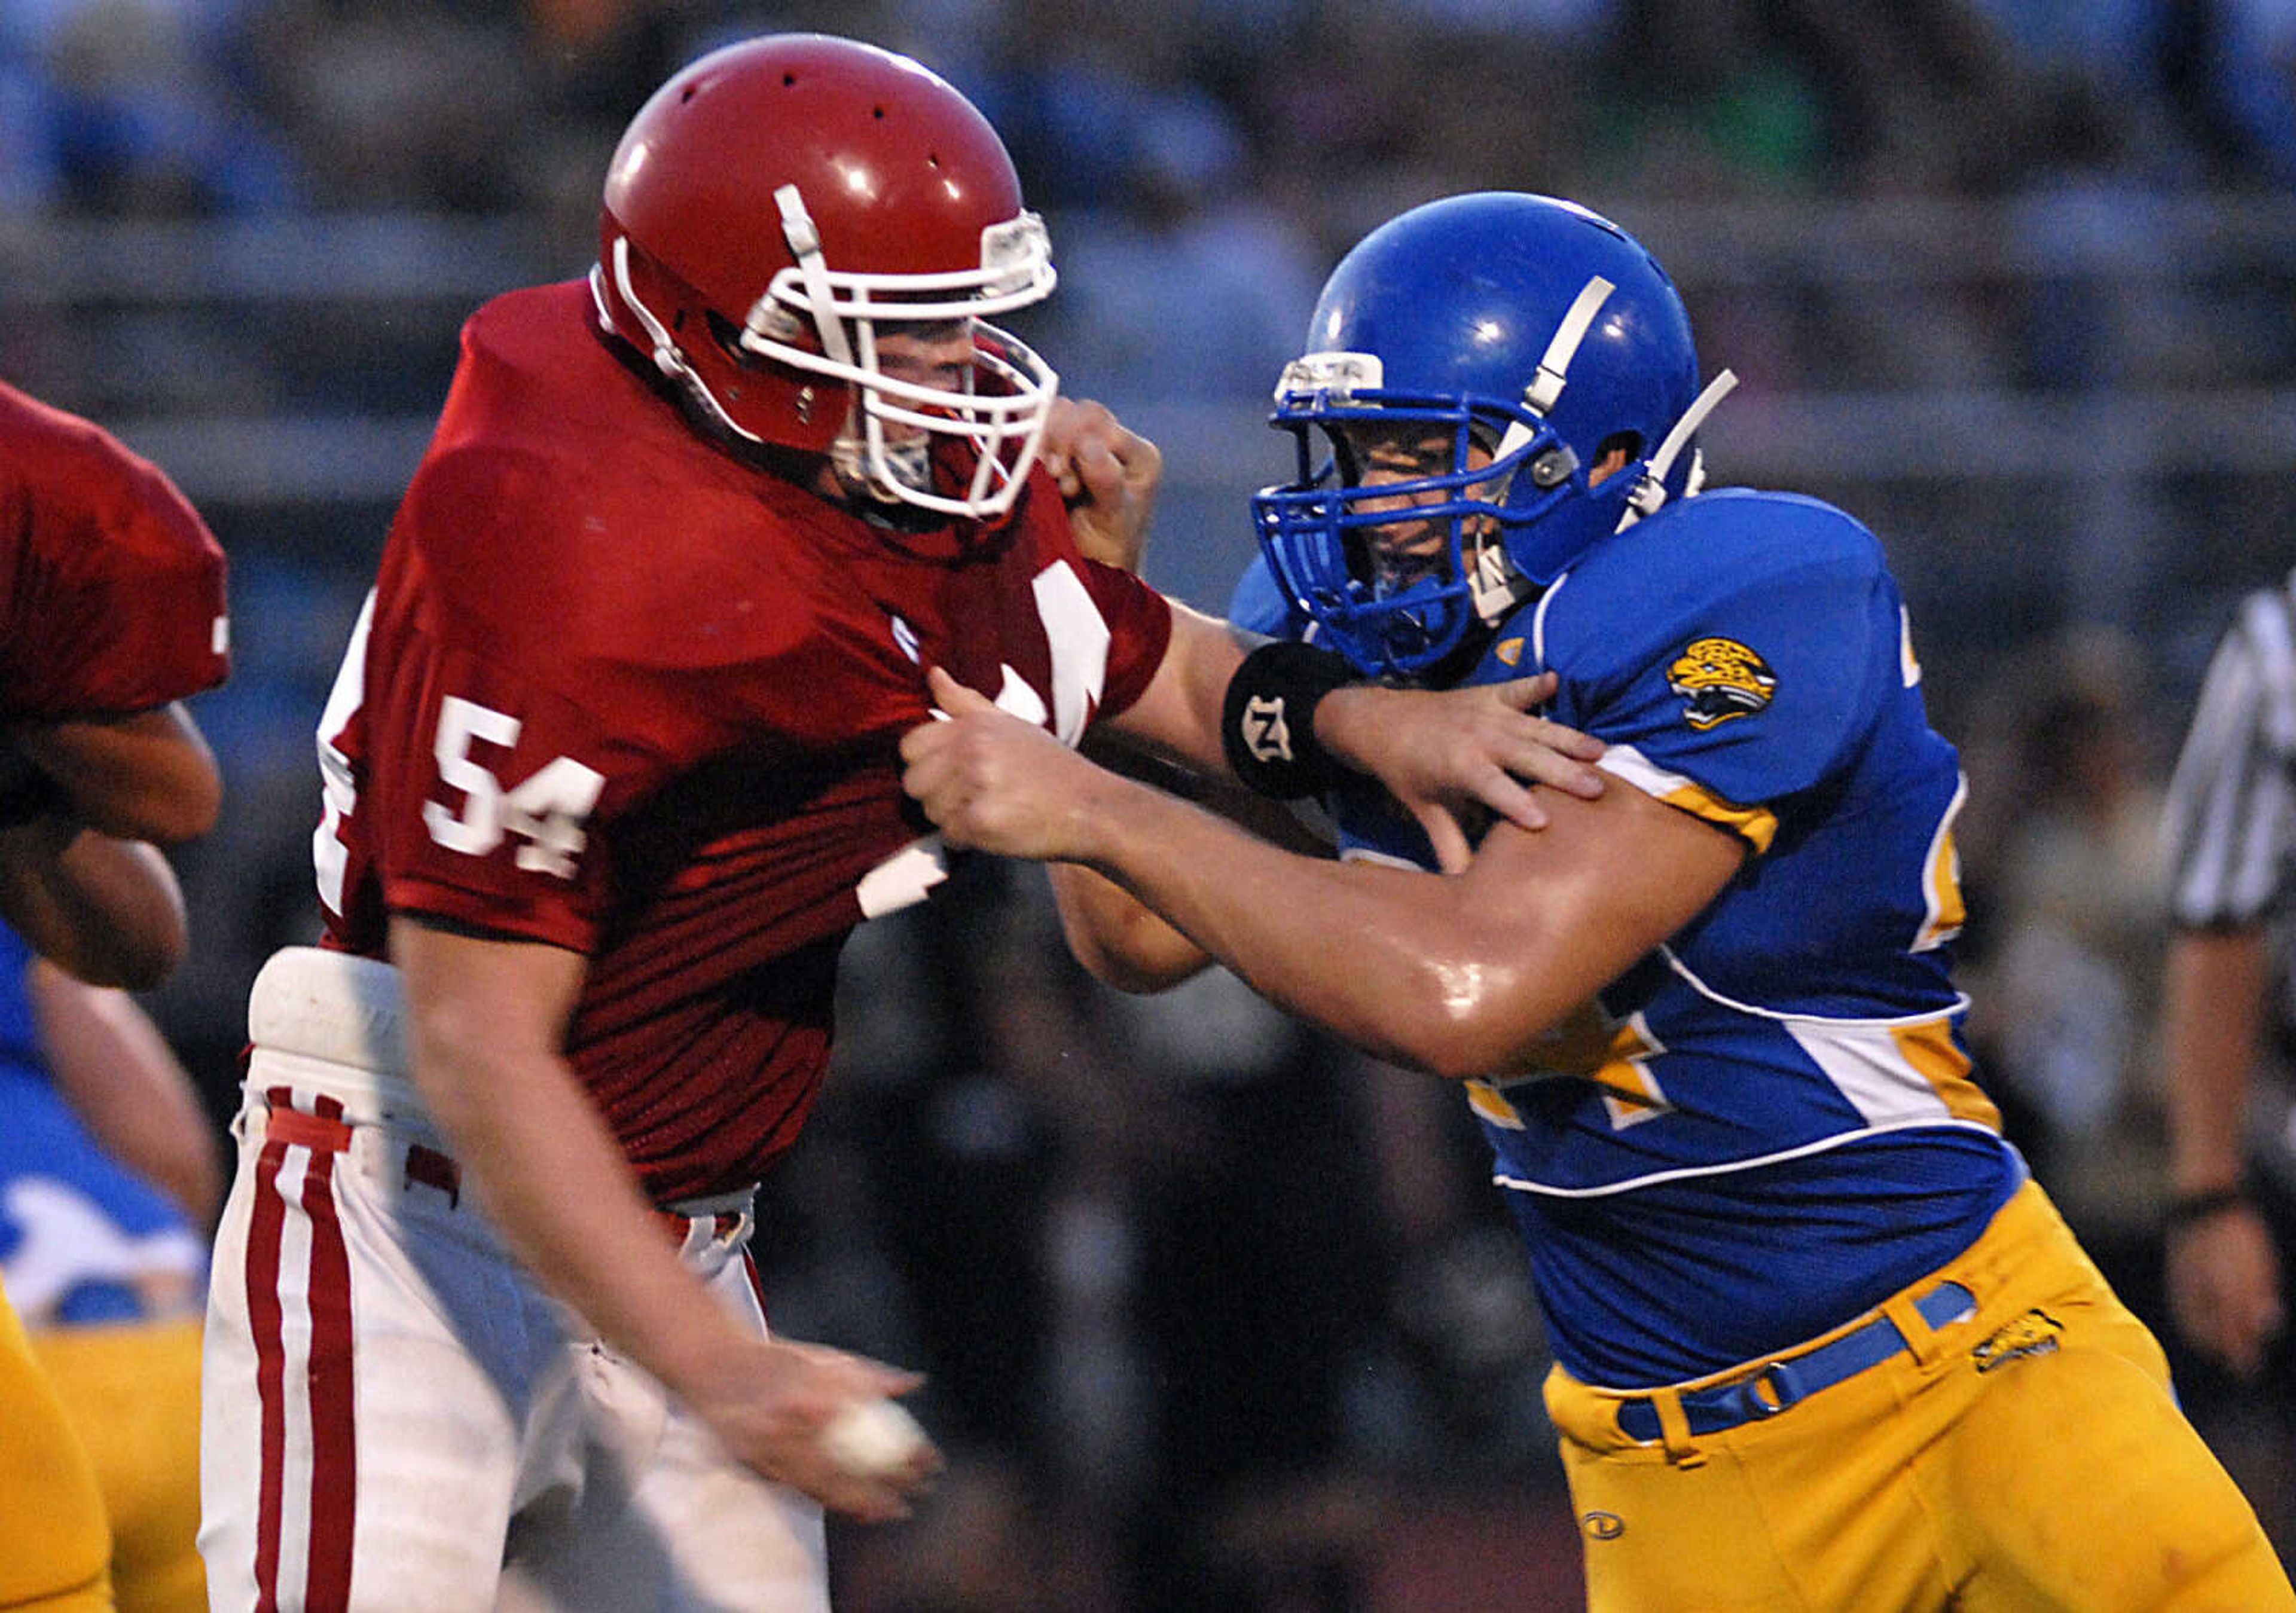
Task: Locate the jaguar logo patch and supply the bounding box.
[1972,1307,2062,1374]
[1667,637,1778,730]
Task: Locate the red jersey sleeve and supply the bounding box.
[364,634,635,954]
[1073,550,1173,723]
[0,387,230,719]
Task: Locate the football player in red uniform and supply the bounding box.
[0,377,229,1610]
[197,35,1599,1611]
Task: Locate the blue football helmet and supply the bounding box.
[1251,192,1735,677]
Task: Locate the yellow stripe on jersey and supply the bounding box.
[1598,744,1779,855]
[1471,1009,1672,1132]
[1466,1079,1525,1129]
[1889,1016,2002,1129]
[1913,774,1969,953]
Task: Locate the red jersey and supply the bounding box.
[0,380,230,717]
[315,280,1173,1199]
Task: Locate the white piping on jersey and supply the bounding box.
[1655,943,1971,1027]
[1911,771,1968,954]
[1528,567,1573,671]
[1489,1116,2013,1200]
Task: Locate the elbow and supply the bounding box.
[1407,1024,1526,1084]
[1070,937,1208,995]
[1385,953,1555,1082]
[158,777,222,844]
[1055,891,1214,995]
[121,764,222,845]
[402,1004,488,1123]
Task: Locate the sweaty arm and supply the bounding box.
[1112,607,1602,861]
[1052,599,1607,992]
[905,680,1743,1077]
[389,916,935,1520]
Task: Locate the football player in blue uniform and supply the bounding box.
[903,191,2295,1609]
[0,918,216,1612]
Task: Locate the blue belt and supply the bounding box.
[1615,1280,1977,1442]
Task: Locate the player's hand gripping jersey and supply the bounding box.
[315,280,1171,1203]
[1241,487,2022,1387]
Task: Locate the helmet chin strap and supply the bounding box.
[1468,529,1534,626]
[1617,369,1738,531]
[602,237,768,447]
[1470,274,1617,624]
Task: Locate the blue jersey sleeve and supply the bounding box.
[1226,551,1305,640]
[1522,490,1903,854]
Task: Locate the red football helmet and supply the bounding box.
[592,33,1059,518]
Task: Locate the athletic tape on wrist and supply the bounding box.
[1221,641,1354,800]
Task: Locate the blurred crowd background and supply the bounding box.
[7,0,2296,1606]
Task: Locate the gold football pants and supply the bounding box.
[29,1316,206,1613]
[1546,1181,2294,1611]
[0,1274,111,1610]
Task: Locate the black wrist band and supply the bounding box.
[2164,1183,2252,1229]
[1221,640,1354,800]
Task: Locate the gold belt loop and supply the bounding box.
[1650,1389,1708,1469]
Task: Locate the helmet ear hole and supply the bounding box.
[706,310,756,366]
[707,309,814,369]
[1593,431,1643,483]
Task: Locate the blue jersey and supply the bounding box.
[1238,488,2023,1386]
[0,925,204,1325]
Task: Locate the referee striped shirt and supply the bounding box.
[2163,576,2296,928]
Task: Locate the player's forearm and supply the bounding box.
[17,705,222,845]
[1063,770,1544,1077]
[1108,604,1253,778]
[405,1030,755,1398]
[33,960,223,1224]
[2161,927,2272,1195]
[0,823,187,988]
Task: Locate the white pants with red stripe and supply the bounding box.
[199,948,829,1612]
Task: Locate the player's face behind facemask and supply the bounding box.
[1251,191,1732,680]
[823,314,1008,513]
[1332,418,1504,598]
